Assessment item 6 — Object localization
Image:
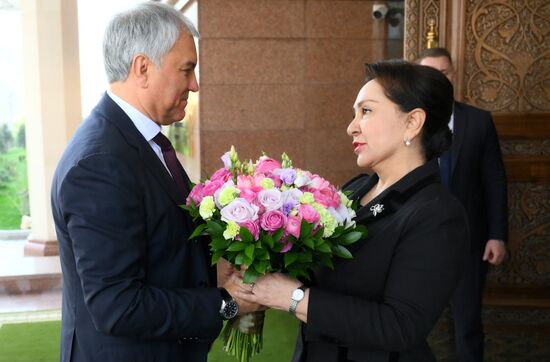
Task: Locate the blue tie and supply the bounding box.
[439,148,452,186]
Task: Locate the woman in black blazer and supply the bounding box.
[236,60,469,361]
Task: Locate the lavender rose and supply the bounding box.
[257,189,283,211]
[220,198,259,223]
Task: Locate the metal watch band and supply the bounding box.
[289,285,307,315]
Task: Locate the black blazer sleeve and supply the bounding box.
[57,153,222,340]
[479,111,508,241]
[304,196,467,351]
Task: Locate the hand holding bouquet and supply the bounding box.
[183,147,367,362]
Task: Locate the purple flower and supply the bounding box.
[281,189,302,205]
[279,168,297,185]
[281,202,295,216]
[221,152,232,169]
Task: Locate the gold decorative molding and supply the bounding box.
[463,0,550,112]
[426,18,439,48]
[404,0,421,61]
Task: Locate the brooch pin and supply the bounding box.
[370,203,384,216]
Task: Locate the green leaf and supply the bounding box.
[298,250,312,263]
[258,251,270,261]
[263,234,274,249]
[207,220,224,237]
[235,252,244,265]
[284,252,298,267]
[239,226,254,243]
[244,244,255,260]
[188,223,208,240]
[243,268,259,283]
[272,242,284,253]
[211,250,225,265]
[299,219,313,239]
[272,228,284,242]
[339,231,364,245]
[318,254,334,269]
[227,242,247,252]
[333,245,353,259]
[253,260,269,274]
[210,238,227,251]
[303,238,315,249]
[317,241,332,253]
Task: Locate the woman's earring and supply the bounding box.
[404,138,411,146]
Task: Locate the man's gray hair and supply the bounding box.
[103,2,199,83]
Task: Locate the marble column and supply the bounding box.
[21,0,81,256]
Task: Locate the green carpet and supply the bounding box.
[0,310,298,362]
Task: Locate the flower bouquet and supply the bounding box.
[183,146,367,362]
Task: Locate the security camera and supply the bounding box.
[372,4,389,19]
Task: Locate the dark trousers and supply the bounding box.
[450,249,489,362]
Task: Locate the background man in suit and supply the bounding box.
[418,48,508,362]
[51,3,257,361]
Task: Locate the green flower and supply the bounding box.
[199,196,216,220]
[218,186,239,206]
[223,221,240,240]
[300,192,315,204]
[261,178,275,189]
[339,191,353,208]
[313,203,337,237]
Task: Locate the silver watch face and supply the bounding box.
[292,288,305,301]
[221,299,239,320]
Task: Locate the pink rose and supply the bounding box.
[255,157,281,175]
[297,204,320,224]
[186,183,204,205]
[199,179,224,198]
[280,239,293,253]
[237,175,262,203]
[239,220,260,240]
[312,187,341,208]
[210,167,233,183]
[260,210,286,232]
[238,188,259,203]
[285,215,302,239]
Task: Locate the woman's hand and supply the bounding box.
[223,273,267,315]
[233,273,302,312]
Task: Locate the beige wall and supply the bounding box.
[198,0,390,187]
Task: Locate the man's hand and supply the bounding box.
[483,239,507,265]
[223,273,267,315]
[216,258,234,287]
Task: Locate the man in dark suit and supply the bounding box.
[51,3,256,361]
[418,48,508,362]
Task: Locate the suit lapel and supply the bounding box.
[451,102,467,178]
[97,94,185,205]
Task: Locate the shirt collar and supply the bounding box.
[106,90,161,142]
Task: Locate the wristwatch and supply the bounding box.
[289,285,307,315]
[218,288,239,320]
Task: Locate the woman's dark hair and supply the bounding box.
[364,59,454,160]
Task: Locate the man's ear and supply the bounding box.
[131,54,150,88]
[405,108,426,141]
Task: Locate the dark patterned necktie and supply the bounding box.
[153,132,189,196]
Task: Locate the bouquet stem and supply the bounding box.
[222,311,265,362]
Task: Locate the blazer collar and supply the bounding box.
[351,159,440,224]
[94,93,187,205]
